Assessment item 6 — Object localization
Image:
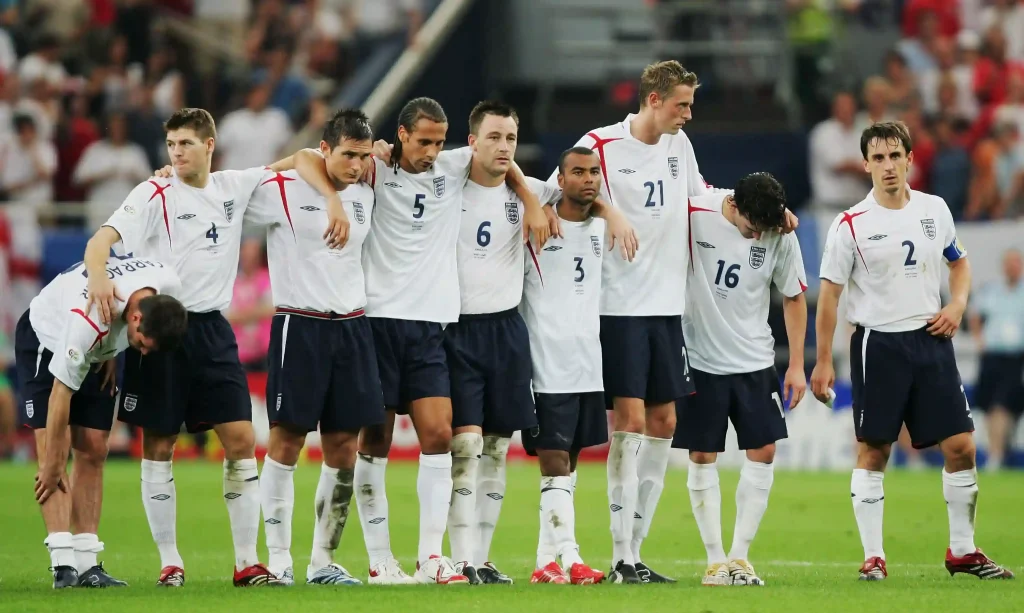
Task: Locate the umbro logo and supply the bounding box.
[300,205,320,211]
[543,245,562,251]
[633,512,642,519]
[384,181,402,188]
[610,504,622,512]
[177,214,195,220]
[868,234,887,240]
[487,493,503,501]
[265,518,281,525]
[696,241,715,248]
[150,494,171,501]
[454,488,472,496]
[224,492,241,500]
[369,517,385,524]
[618,168,636,174]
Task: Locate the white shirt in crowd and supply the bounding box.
[216,107,293,171]
[73,140,152,207]
[809,118,869,210]
[0,137,57,204]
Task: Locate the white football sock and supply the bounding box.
[141,459,183,569]
[475,435,509,566]
[311,463,355,570]
[44,531,76,569]
[607,431,642,566]
[259,455,295,576]
[729,459,774,561]
[632,436,670,563]
[72,533,102,575]
[536,478,557,569]
[943,468,979,557]
[354,453,393,567]
[542,476,582,568]
[570,470,578,494]
[223,458,260,570]
[417,452,453,562]
[448,432,482,564]
[851,468,885,560]
[687,460,726,564]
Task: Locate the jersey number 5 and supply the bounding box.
[413,193,425,219]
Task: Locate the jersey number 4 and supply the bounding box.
[206,223,219,244]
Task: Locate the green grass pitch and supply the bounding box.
[0,460,1020,612]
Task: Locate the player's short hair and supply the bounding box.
[468,100,519,135]
[860,120,913,159]
[558,146,599,174]
[164,108,217,141]
[639,60,700,107]
[393,97,447,168]
[733,172,787,231]
[322,108,373,149]
[137,294,188,352]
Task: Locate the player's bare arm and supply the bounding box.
[927,257,971,338]
[781,209,799,234]
[810,279,843,403]
[84,226,125,325]
[292,148,350,250]
[505,161,552,248]
[35,380,74,504]
[94,359,118,396]
[782,292,808,408]
[588,197,638,262]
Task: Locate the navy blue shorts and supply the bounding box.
[523,392,608,455]
[851,325,974,449]
[118,311,252,435]
[974,352,1024,416]
[673,366,787,452]
[13,310,116,431]
[369,317,449,410]
[600,315,694,404]
[266,310,385,433]
[445,309,536,434]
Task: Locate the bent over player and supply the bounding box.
[15,255,185,588]
[521,147,609,586]
[675,173,807,586]
[811,121,1013,581]
[254,109,380,586]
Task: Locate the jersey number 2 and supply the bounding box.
[206,223,219,244]
[901,240,916,266]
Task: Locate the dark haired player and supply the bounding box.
[252,109,379,587]
[290,97,550,584]
[812,121,1014,581]
[675,172,807,587]
[521,146,610,586]
[15,256,185,588]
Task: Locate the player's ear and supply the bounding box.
[206,137,215,155]
[906,150,914,168]
[319,140,331,157]
[557,172,565,190]
[468,133,477,149]
[862,158,870,174]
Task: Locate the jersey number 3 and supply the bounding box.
[573,257,584,282]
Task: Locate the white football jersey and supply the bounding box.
[551,114,712,316]
[684,194,807,375]
[363,147,473,322]
[520,214,606,393]
[103,167,274,313]
[29,256,180,390]
[819,189,966,333]
[459,177,560,315]
[247,171,374,314]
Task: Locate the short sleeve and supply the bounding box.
[437,146,473,178]
[245,169,291,228]
[938,199,966,262]
[681,135,712,197]
[819,213,856,285]
[103,180,167,255]
[524,176,561,205]
[772,232,808,298]
[48,309,107,391]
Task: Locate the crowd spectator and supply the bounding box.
[809,91,870,210]
[72,111,150,223]
[216,82,292,171]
